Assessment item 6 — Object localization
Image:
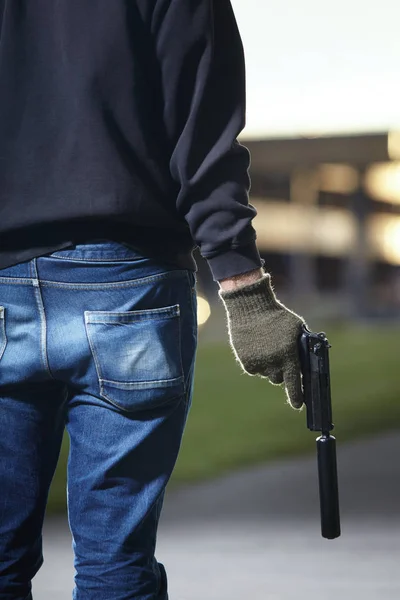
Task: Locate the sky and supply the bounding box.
[231,0,400,139]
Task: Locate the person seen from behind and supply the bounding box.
[0,1,305,598]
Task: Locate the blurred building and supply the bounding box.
[197,132,400,324]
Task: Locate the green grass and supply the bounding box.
[47,325,400,514]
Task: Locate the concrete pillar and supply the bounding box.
[288,167,318,299]
[343,176,371,319]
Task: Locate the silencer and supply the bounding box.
[317,434,341,539]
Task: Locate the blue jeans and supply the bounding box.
[0,240,198,600]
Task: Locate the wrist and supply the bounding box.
[218,268,265,292]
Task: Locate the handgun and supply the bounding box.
[298,324,341,539]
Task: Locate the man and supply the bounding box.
[0,1,305,598]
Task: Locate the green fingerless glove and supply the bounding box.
[219,273,307,409]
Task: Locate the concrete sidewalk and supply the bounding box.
[33,431,400,599]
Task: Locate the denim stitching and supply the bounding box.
[84,318,105,402]
[0,307,7,362]
[183,270,197,408]
[179,272,195,397]
[30,258,55,380]
[0,269,187,290]
[100,375,185,389]
[48,254,143,262]
[84,304,180,322]
[98,386,185,413]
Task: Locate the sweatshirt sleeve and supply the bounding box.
[151,0,262,280]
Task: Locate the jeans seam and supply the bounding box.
[0,307,7,362]
[0,269,187,290]
[84,317,104,402]
[177,302,186,397]
[183,270,197,404]
[48,256,145,262]
[30,258,56,380]
[100,375,185,389]
[98,385,186,413]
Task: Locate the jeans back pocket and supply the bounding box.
[84,304,185,412]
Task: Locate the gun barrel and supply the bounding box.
[317,434,341,539]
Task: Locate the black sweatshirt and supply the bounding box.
[0,0,261,280]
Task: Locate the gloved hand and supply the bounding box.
[219,272,307,409]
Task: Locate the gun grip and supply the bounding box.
[317,434,341,539]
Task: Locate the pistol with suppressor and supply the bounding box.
[299,324,341,539]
